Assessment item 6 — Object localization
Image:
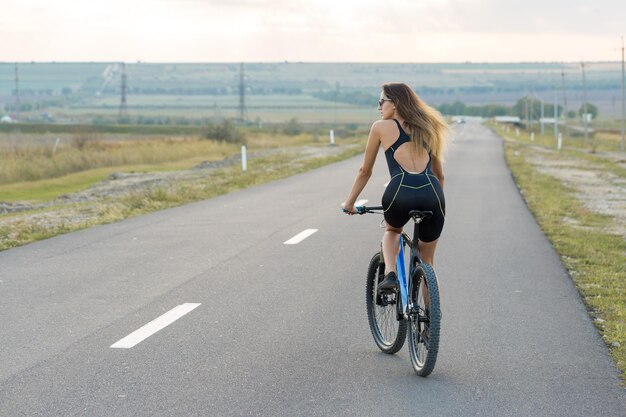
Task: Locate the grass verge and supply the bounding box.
[0,143,363,251]
[492,123,626,383]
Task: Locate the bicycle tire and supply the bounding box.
[366,252,407,354]
[408,263,441,376]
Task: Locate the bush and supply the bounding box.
[204,119,246,144]
[282,117,302,136]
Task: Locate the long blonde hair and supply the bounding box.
[382,83,449,160]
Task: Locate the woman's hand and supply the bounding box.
[341,202,358,215]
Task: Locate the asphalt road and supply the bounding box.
[1,120,624,417]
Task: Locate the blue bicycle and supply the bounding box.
[352,205,441,376]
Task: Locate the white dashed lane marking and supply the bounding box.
[355,199,368,206]
[111,303,201,349]
[284,229,318,245]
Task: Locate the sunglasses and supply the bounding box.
[378,98,392,107]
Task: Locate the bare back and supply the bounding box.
[378,119,430,173]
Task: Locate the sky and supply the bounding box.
[1,0,625,63]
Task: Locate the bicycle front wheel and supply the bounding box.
[408,263,441,376]
[366,252,407,354]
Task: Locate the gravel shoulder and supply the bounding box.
[524,146,626,238]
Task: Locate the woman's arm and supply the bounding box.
[431,155,445,189]
[342,121,382,213]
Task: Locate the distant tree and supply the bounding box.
[312,91,378,106]
[513,97,562,118]
[4,103,33,112]
[567,110,576,119]
[61,87,73,95]
[578,103,598,119]
[117,115,131,125]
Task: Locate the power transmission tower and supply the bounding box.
[561,67,570,138]
[14,63,20,120]
[581,61,589,144]
[119,62,128,122]
[238,63,246,122]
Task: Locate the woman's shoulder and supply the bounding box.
[371,119,398,131]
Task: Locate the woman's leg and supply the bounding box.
[418,239,439,266]
[382,225,403,274]
[417,239,439,311]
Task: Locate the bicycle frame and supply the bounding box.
[395,219,424,320]
[349,205,430,320]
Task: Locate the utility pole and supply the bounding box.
[14,63,20,120]
[119,62,128,122]
[581,61,589,144]
[238,62,246,123]
[620,36,626,152]
[541,98,545,136]
[561,66,569,137]
[334,81,340,125]
[525,95,530,131]
[554,91,559,138]
[529,89,537,131]
[213,102,222,123]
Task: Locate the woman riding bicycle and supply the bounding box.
[341,82,449,293]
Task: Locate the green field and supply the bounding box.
[1,62,623,125]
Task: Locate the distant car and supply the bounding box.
[457,118,466,124]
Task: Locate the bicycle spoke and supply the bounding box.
[366,252,406,354]
[374,291,398,345]
[410,275,430,367]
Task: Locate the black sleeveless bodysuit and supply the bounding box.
[381,119,445,242]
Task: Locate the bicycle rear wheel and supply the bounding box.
[408,263,441,376]
[366,252,407,354]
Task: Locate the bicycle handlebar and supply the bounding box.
[342,206,433,221]
[341,205,384,215]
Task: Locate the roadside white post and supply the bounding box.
[516,128,520,137]
[52,137,60,155]
[241,145,247,172]
[557,133,562,150]
[329,129,335,145]
[530,132,535,142]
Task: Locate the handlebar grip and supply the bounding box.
[341,206,366,215]
[341,205,383,214]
